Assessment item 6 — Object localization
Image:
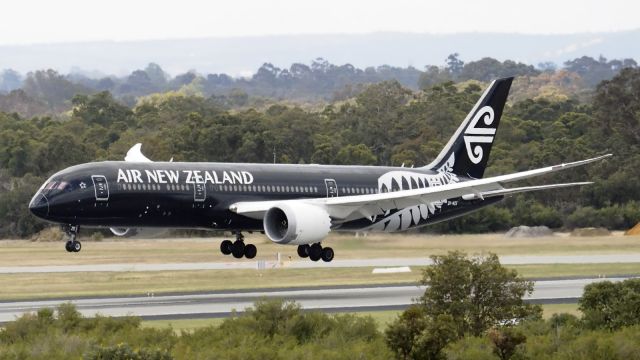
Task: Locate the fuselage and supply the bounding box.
[29,160,501,233]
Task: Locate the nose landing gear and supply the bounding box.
[297,243,334,262]
[62,225,82,253]
[220,232,257,259]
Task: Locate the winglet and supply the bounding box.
[550,153,612,171]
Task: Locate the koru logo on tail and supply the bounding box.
[463,106,495,164]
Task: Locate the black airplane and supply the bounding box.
[29,77,610,262]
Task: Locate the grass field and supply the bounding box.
[0,263,637,301]
[0,233,638,300]
[1,232,640,267]
[140,304,581,333]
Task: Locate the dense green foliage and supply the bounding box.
[386,252,640,360]
[385,252,541,359]
[1,61,639,238]
[579,278,640,331]
[0,300,391,359]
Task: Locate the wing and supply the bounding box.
[230,154,611,220]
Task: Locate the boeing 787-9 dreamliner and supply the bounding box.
[29,77,611,262]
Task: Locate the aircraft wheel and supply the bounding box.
[232,241,245,259]
[65,241,73,253]
[321,247,334,262]
[220,240,233,255]
[244,244,257,259]
[309,243,322,262]
[72,241,82,253]
[297,245,309,258]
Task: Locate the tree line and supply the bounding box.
[1,252,639,359]
[0,55,636,117]
[0,65,639,238]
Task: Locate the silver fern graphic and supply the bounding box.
[362,154,458,232]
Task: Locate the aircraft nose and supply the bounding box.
[29,192,49,218]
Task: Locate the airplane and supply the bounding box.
[29,77,611,262]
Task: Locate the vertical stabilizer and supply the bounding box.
[424,77,513,179]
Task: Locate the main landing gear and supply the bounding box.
[62,225,82,253]
[220,232,257,259]
[297,243,334,262]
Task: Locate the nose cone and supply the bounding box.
[29,193,49,218]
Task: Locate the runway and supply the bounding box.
[1,254,639,273]
[0,277,633,323]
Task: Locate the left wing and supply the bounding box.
[230,154,610,220]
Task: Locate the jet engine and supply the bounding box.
[109,227,137,237]
[263,203,331,245]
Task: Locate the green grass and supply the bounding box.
[510,263,640,278]
[140,305,581,333]
[1,233,638,301]
[542,304,580,319]
[0,262,637,301]
[141,318,225,333]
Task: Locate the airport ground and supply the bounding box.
[0,232,638,331]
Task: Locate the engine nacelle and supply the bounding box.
[109,227,136,237]
[263,203,331,245]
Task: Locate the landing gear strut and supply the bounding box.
[220,232,257,259]
[62,225,82,253]
[297,243,334,262]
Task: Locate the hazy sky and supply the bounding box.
[1,0,637,45]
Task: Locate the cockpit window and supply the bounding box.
[44,181,58,190]
[54,181,73,192]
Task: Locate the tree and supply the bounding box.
[487,327,527,360]
[446,53,465,78]
[72,91,133,127]
[593,67,640,150]
[579,278,640,330]
[22,69,91,109]
[385,306,457,360]
[419,251,541,337]
[0,69,22,92]
[335,144,377,165]
[385,305,428,360]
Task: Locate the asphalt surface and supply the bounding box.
[1,254,639,273]
[0,277,634,323]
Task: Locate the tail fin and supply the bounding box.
[424,77,513,179]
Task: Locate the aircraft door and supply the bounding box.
[91,175,109,201]
[324,179,338,197]
[194,183,206,202]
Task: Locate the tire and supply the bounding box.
[309,243,322,262]
[232,241,245,259]
[220,240,233,255]
[321,247,334,262]
[65,241,73,252]
[244,244,257,259]
[72,241,82,253]
[297,245,309,258]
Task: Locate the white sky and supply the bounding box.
[1,0,638,45]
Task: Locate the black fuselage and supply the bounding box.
[29,161,501,233]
